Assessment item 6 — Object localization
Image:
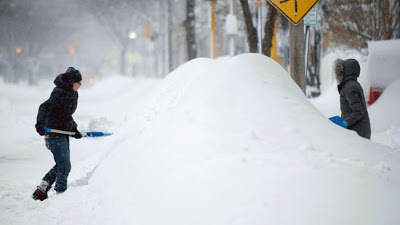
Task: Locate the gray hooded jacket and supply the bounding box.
[335,59,371,139]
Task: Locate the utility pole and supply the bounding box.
[210,0,216,59]
[255,0,263,54]
[226,0,238,56]
[289,21,306,94]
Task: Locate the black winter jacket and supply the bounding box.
[36,73,79,132]
[336,59,371,139]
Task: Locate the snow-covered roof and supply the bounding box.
[367,39,400,88]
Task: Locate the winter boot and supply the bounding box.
[32,180,52,201]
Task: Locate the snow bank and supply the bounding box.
[369,79,400,132]
[1,54,400,225]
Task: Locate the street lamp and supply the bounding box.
[129,32,137,40]
[15,47,22,54]
[69,48,75,57]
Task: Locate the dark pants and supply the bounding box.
[43,134,71,192]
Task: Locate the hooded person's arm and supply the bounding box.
[70,119,82,138]
[343,90,366,127]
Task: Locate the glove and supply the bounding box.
[329,116,348,128]
[71,122,82,139]
[35,123,45,136]
[73,130,83,139]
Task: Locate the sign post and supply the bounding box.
[289,21,306,94]
[267,0,319,94]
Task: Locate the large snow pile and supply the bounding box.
[1,54,400,225]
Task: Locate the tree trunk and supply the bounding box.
[167,0,173,73]
[239,0,258,53]
[383,0,390,39]
[184,0,197,60]
[262,3,277,56]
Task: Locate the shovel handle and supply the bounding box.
[45,128,75,135]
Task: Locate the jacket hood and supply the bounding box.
[343,58,360,78]
[334,58,360,84]
[54,74,71,90]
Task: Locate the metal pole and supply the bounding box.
[304,25,310,78]
[229,38,235,56]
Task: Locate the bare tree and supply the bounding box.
[239,0,278,56]
[239,0,258,53]
[184,0,197,60]
[262,4,277,56]
[322,0,400,54]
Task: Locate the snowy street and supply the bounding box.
[1,54,400,225]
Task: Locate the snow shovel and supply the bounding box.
[45,128,113,138]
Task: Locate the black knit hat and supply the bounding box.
[64,67,82,84]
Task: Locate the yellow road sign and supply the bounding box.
[268,0,319,25]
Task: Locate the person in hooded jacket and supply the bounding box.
[32,67,83,201]
[333,58,371,139]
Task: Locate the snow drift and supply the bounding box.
[1,54,400,225]
[369,79,400,132]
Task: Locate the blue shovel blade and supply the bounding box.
[84,131,113,137]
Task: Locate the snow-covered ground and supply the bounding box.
[0,54,399,225]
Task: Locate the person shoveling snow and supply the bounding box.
[32,67,111,201]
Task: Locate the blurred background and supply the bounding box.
[0,0,399,95]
